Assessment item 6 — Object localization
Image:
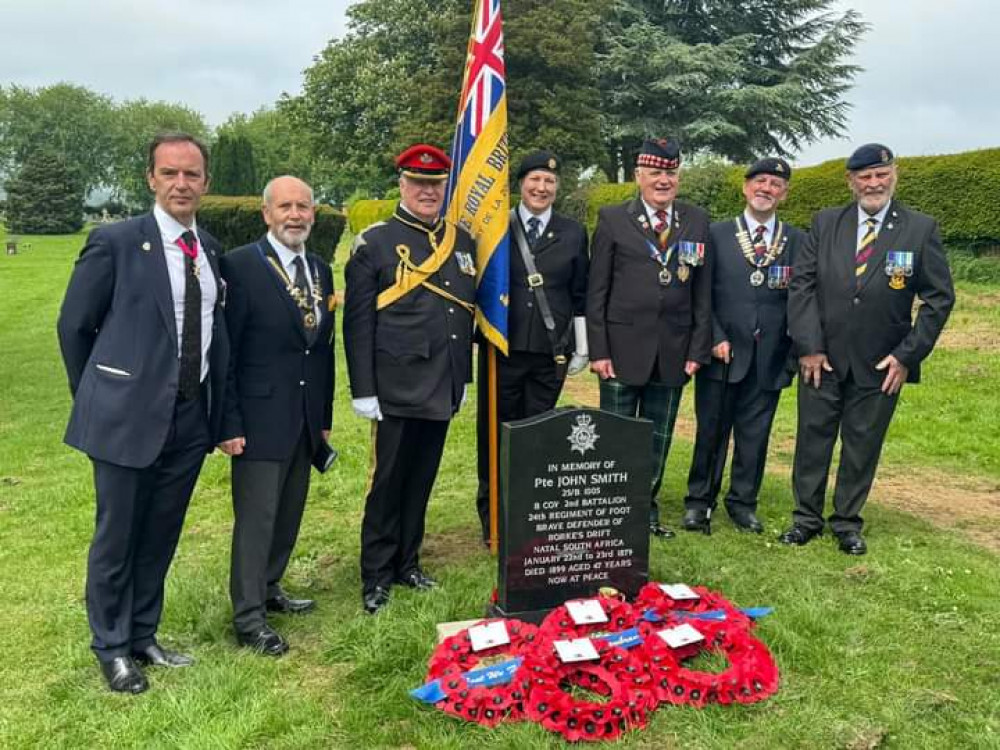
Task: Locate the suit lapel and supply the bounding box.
[141,214,178,350]
[626,198,657,245]
[531,215,560,256]
[834,205,859,289]
[858,201,903,293]
[258,237,309,342]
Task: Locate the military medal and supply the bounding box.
[735,218,786,287]
[886,250,914,290]
[768,266,791,289]
[659,267,673,285]
[677,265,690,283]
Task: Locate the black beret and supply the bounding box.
[745,157,791,181]
[516,150,560,181]
[636,138,681,169]
[846,143,894,171]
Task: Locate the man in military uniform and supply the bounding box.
[475,150,590,544]
[344,144,477,613]
[683,158,803,534]
[586,138,712,538]
[781,144,955,555]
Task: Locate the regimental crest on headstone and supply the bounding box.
[567,414,599,455]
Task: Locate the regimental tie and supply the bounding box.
[856,217,879,279]
[653,209,670,248]
[753,224,767,257]
[292,256,318,344]
[526,216,541,248]
[177,230,201,401]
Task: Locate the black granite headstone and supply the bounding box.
[493,407,653,622]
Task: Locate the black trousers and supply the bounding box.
[476,347,565,539]
[86,391,210,661]
[685,365,781,514]
[791,371,898,535]
[360,416,449,594]
[230,428,312,633]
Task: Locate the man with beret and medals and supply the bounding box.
[586,138,712,539]
[475,150,590,545]
[344,144,477,613]
[682,158,803,535]
[782,143,955,555]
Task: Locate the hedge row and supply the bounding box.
[348,199,396,235]
[198,196,346,264]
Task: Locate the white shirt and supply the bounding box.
[518,203,552,237]
[153,204,217,382]
[743,210,776,245]
[641,199,672,231]
[267,231,321,324]
[856,203,891,248]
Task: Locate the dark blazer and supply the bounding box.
[57,213,229,468]
[508,211,589,354]
[586,198,712,387]
[702,218,804,390]
[219,238,335,462]
[788,200,955,387]
[343,207,477,421]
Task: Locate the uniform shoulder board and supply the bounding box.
[350,221,387,257]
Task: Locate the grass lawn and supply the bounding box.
[1,227,998,749]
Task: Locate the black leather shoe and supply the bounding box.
[649,521,676,539]
[100,656,148,694]
[682,508,709,531]
[236,625,289,656]
[132,643,194,667]
[265,594,316,615]
[729,509,764,534]
[836,530,867,555]
[779,525,822,546]
[363,586,391,614]
[395,569,437,590]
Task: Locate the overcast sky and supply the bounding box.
[2,0,997,167]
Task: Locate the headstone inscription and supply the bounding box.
[493,408,653,622]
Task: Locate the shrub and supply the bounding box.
[197,196,345,264]
[348,199,395,235]
[5,146,84,234]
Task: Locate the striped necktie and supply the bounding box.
[856,217,878,278]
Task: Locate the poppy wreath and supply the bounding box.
[638,618,780,708]
[426,619,540,727]
[635,582,755,631]
[521,638,658,742]
[538,594,640,642]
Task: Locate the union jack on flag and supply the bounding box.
[446,0,510,353]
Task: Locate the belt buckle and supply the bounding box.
[527,273,544,288]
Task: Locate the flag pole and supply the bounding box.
[488,342,500,554]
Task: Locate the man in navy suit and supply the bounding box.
[58,133,229,693]
[683,158,803,534]
[217,176,335,656]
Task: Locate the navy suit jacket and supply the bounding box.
[702,218,803,390]
[219,237,335,462]
[788,200,955,386]
[57,213,230,468]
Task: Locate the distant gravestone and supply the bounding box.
[492,408,653,622]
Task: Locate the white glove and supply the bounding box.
[567,353,589,376]
[568,315,589,376]
[352,396,383,421]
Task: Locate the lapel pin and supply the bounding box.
[141,241,151,252]
[547,232,553,238]
[887,223,894,230]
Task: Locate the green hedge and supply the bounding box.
[348,199,396,235]
[198,196,346,264]
[586,149,1000,247]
